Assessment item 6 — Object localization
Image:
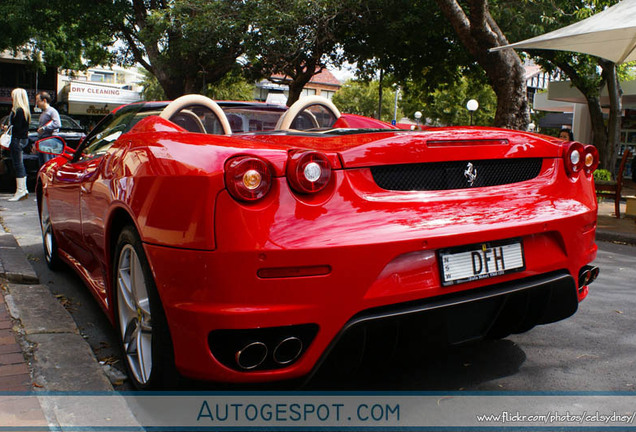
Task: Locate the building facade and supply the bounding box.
[255,69,342,105]
[0,51,57,118]
[57,66,143,126]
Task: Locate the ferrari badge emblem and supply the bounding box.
[464,162,477,186]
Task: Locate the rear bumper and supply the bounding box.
[146,237,584,383]
[145,214,596,383]
[336,270,578,334]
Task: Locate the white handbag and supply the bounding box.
[0,126,12,149]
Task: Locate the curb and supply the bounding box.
[0,234,39,284]
[596,230,636,246]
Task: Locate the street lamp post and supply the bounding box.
[414,111,422,130]
[466,99,479,126]
[392,86,400,126]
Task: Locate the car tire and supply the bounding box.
[113,225,179,389]
[38,198,62,271]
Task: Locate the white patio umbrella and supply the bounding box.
[492,0,636,64]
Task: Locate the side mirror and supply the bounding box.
[36,136,73,160]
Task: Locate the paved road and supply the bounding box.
[315,240,636,391]
[1,194,634,391]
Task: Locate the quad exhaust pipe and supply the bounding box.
[209,323,318,372]
[235,337,304,370]
[235,342,268,370]
[578,265,600,290]
[273,337,303,365]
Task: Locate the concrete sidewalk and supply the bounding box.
[596,178,636,245]
[596,202,636,245]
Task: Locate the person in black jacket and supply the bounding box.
[558,128,574,141]
[3,88,31,201]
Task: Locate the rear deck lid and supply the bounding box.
[337,127,562,168]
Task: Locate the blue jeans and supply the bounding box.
[10,136,28,178]
[38,151,54,165]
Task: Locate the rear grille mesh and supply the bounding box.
[371,158,543,191]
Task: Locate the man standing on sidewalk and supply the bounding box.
[35,92,61,165]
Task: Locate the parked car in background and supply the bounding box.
[0,113,86,191]
[36,95,600,389]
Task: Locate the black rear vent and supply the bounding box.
[371,158,543,191]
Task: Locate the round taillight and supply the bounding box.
[225,156,272,202]
[563,142,585,177]
[570,149,581,165]
[583,145,599,174]
[286,150,332,194]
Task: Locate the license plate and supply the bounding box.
[438,239,525,286]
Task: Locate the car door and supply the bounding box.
[78,137,124,303]
[76,109,142,302]
[45,157,86,262]
[46,108,134,279]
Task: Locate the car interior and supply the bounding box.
[161,95,342,135]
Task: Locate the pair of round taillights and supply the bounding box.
[563,142,599,177]
[224,150,332,202]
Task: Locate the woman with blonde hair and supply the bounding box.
[3,88,31,201]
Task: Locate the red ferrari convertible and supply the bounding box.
[35,95,600,389]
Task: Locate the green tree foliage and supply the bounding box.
[3,0,357,104]
[337,0,528,129]
[246,0,360,106]
[333,80,402,122]
[433,0,529,130]
[140,70,166,101]
[206,72,255,101]
[141,68,254,102]
[112,0,250,99]
[402,75,497,126]
[2,0,251,99]
[1,0,115,70]
[336,0,475,120]
[338,0,468,92]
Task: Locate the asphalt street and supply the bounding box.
[0,193,634,392]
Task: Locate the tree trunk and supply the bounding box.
[285,62,319,106]
[586,94,609,160]
[155,72,186,100]
[600,60,622,176]
[286,70,314,106]
[550,55,617,174]
[378,69,384,120]
[481,54,529,129]
[435,0,529,130]
[287,80,305,107]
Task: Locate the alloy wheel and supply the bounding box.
[116,244,153,385]
[41,219,53,262]
[39,200,60,270]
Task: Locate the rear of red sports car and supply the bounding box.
[143,126,599,384]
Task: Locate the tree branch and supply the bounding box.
[120,28,152,72]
